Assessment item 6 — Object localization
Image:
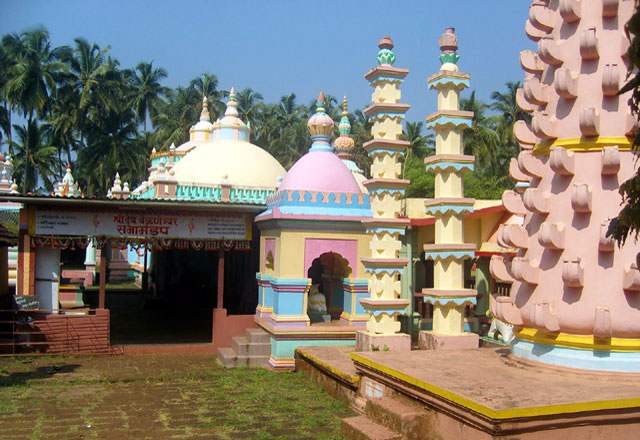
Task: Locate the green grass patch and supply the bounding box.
[0,356,350,439]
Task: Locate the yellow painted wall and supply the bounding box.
[261,227,370,279]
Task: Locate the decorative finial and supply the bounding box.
[307,91,334,139]
[224,87,239,117]
[377,36,396,66]
[334,94,355,156]
[200,95,211,122]
[438,27,460,67]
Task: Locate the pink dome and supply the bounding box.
[279,150,361,193]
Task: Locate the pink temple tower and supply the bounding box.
[491,0,640,372]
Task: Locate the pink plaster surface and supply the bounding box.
[304,238,358,277]
[263,238,275,272]
[212,309,258,348]
[492,0,640,339]
[279,150,361,194]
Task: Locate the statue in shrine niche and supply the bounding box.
[307,283,330,323]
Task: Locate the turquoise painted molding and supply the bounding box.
[367,187,406,196]
[230,187,273,204]
[368,75,404,84]
[367,111,407,121]
[425,161,474,173]
[425,115,472,130]
[365,227,406,235]
[363,307,408,318]
[363,266,405,275]
[176,185,222,201]
[364,147,407,156]
[424,204,474,216]
[422,295,477,307]
[270,277,311,288]
[428,76,469,89]
[264,189,371,218]
[424,250,475,261]
[270,337,355,361]
[512,339,640,373]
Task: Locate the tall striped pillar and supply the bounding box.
[356,36,411,352]
[420,28,479,350]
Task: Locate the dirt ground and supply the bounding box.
[0,354,350,439]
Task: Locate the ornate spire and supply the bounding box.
[438,27,460,69]
[200,95,210,122]
[212,86,250,141]
[377,36,396,66]
[224,87,239,117]
[54,164,82,197]
[307,92,335,138]
[334,95,355,157]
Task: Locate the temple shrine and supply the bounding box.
[2,1,640,437]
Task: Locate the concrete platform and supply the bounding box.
[352,347,640,438]
[295,345,360,404]
[296,345,640,439]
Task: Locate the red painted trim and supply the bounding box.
[475,251,517,257]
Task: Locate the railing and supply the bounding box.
[0,308,111,356]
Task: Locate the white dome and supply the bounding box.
[171,139,286,188]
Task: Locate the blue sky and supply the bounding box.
[1,0,534,123]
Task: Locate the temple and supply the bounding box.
[2,2,640,437]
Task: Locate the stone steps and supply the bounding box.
[341,397,433,440]
[341,415,401,440]
[216,328,270,369]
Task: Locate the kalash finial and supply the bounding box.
[438,27,460,69]
[307,91,335,141]
[377,36,396,66]
[334,94,355,157]
[224,87,239,117]
[200,95,210,122]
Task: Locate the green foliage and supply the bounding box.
[0,26,525,202]
[404,152,434,198]
[609,6,640,257]
[463,172,512,200]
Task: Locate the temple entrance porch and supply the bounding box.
[4,196,262,354]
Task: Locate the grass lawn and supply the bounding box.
[0,354,351,439]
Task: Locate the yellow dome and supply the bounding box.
[170,139,286,188]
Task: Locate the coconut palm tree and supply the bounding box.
[125,61,169,132]
[236,88,263,131]
[490,81,530,175]
[461,91,500,177]
[152,86,199,150]
[401,121,435,179]
[78,106,142,196]
[61,37,114,128]
[9,120,59,193]
[2,26,67,121]
[189,74,227,119]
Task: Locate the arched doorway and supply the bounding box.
[306,252,352,321]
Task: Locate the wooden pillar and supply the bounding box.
[216,248,224,310]
[99,246,107,309]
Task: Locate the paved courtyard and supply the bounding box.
[0,354,350,439]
